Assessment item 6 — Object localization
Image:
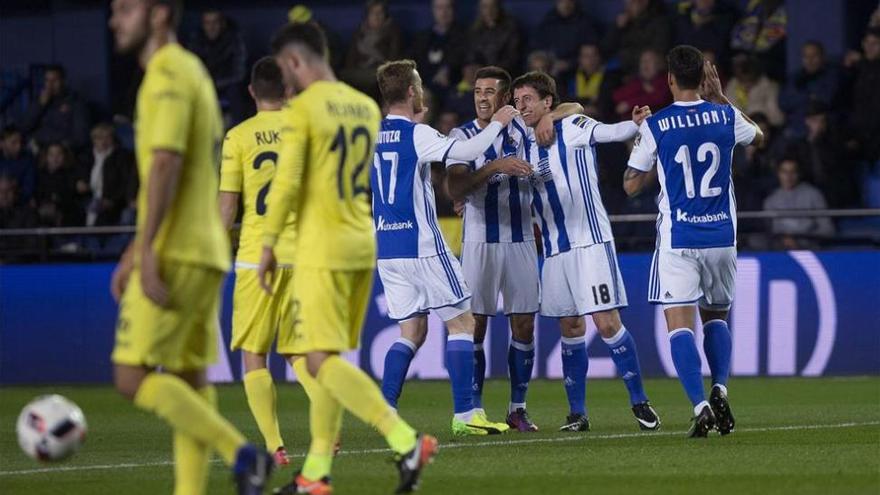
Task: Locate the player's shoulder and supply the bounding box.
[148,43,204,83]
[562,113,597,130]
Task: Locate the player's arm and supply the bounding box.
[110,239,136,302]
[623,121,658,198]
[700,60,765,147]
[446,157,532,201]
[443,106,519,162]
[218,133,243,230]
[535,101,586,146]
[259,103,306,293]
[591,105,651,144]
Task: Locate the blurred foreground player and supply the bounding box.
[108,0,272,493]
[258,24,436,494]
[624,45,764,437]
[218,57,298,466]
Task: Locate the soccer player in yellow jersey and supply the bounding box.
[219,56,304,467]
[108,1,272,493]
[257,23,437,494]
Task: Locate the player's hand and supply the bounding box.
[453,200,465,217]
[631,105,651,126]
[140,247,169,307]
[535,113,557,147]
[491,105,519,126]
[700,61,725,103]
[257,247,277,295]
[492,157,533,177]
[110,252,134,303]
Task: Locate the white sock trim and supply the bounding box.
[473,342,484,351]
[694,400,710,416]
[560,335,586,346]
[453,409,476,422]
[510,339,535,351]
[394,337,418,353]
[713,383,728,396]
[703,319,728,327]
[601,326,628,346]
[668,328,694,340]
[448,333,474,343]
[509,402,526,413]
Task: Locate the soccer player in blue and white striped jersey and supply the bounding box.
[512,71,660,432]
[445,66,583,432]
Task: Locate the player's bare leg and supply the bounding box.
[665,305,716,437]
[472,314,489,413]
[242,351,288,465]
[506,313,538,431]
[699,307,735,435]
[558,317,590,432]
[592,309,659,430]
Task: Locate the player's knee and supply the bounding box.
[559,317,586,338]
[113,374,140,401]
[473,315,489,342]
[592,311,622,338]
[510,315,536,342]
[447,312,475,335]
[305,353,328,377]
[242,352,268,372]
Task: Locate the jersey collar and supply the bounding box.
[386,114,412,122]
[672,99,705,106]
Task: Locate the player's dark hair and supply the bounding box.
[667,45,704,90]
[2,125,22,139]
[250,56,285,101]
[44,64,65,80]
[376,59,418,106]
[511,71,559,107]
[803,39,825,54]
[271,21,328,60]
[152,0,183,29]
[474,66,511,95]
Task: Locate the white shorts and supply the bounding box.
[539,241,627,317]
[648,246,737,310]
[460,241,540,316]
[377,254,472,322]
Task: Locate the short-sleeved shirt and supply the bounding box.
[445,116,534,244]
[525,114,614,257]
[219,110,296,265]
[134,43,229,271]
[372,114,461,259]
[263,81,381,270]
[628,100,756,249]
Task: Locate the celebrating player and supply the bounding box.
[218,57,298,466]
[512,71,660,432]
[374,59,515,437]
[107,0,273,493]
[624,46,763,437]
[445,66,582,432]
[259,24,436,494]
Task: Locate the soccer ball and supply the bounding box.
[16,394,87,462]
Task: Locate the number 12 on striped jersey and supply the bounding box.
[673,142,722,199]
[372,151,399,205]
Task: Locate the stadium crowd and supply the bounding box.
[1,0,879,255]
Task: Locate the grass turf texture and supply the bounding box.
[1,377,878,495]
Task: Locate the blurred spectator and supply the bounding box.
[77,123,138,227]
[343,0,402,100]
[565,44,621,121]
[469,0,522,73]
[0,126,36,205]
[844,27,880,162]
[612,49,672,121]
[674,0,735,64]
[288,5,344,71]
[779,41,840,138]
[733,112,785,213]
[436,110,460,135]
[444,61,479,122]
[533,0,599,79]
[410,0,468,97]
[730,0,787,81]
[603,0,672,76]
[21,65,90,150]
[784,102,859,208]
[35,143,82,227]
[724,54,784,126]
[763,157,834,249]
[0,176,38,230]
[527,51,554,74]
[188,9,248,125]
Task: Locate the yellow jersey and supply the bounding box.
[220,110,296,265]
[134,43,229,272]
[263,80,380,270]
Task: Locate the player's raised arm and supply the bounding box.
[700,60,764,147]
[623,120,658,198]
[535,101,585,146]
[592,105,651,144]
[443,105,519,161]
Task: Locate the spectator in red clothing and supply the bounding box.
[612,49,671,121]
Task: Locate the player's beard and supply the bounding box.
[412,88,425,115]
[114,16,150,56]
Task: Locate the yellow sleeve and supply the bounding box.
[144,63,192,153]
[218,131,243,192]
[263,100,308,248]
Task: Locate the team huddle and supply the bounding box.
[107,1,762,494]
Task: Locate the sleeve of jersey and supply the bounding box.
[561,115,597,147]
[443,127,469,169]
[439,121,504,161]
[627,121,658,172]
[732,107,758,146]
[144,65,192,153]
[218,131,243,192]
[591,120,639,144]
[263,102,307,248]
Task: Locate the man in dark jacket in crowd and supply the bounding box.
[779,40,840,138]
[533,0,599,79]
[603,0,672,75]
[0,126,36,205]
[77,123,137,226]
[188,9,248,124]
[410,0,469,98]
[21,65,90,150]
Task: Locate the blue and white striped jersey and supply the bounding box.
[526,114,615,257]
[372,115,457,259]
[627,100,756,249]
[446,116,534,244]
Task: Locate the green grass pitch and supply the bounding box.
[1,377,878,494]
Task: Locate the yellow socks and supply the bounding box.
[173,386,216,495]
[243,369,284,452]
[134,373,245,465]
[293,358,342,480]
[314,356,417,455]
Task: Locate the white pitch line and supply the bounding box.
[2,420,878,477]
